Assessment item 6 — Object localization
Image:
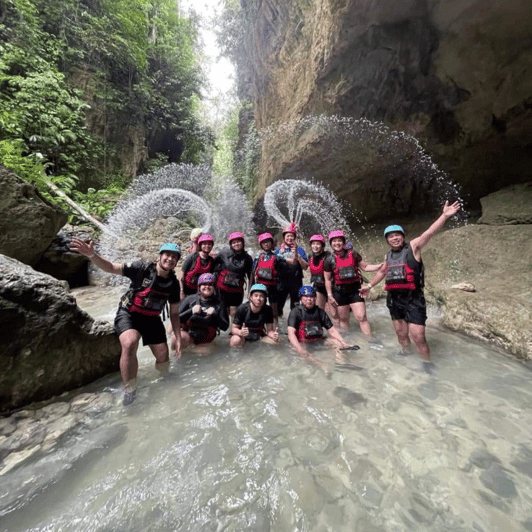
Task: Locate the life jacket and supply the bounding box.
[241,303,266,341]
[295,307,324,343]
[215,251,248,293]
[182,294,218,344]
[184,254,213,290]
[309,253,326,286]
[333,250,361,285]
[255,253,277,286]
[385,243,424,291]
[120,263,176,317]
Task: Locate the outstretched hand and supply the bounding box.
[70,237,94,257]
[442,200,461,218]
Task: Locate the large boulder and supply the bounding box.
[0,254,120,412]
[478,182,532,225]
[238,0,532,218]
[0,166,68,266]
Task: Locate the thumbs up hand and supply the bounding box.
[240,323,249,338]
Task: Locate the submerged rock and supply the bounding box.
[0,254,120,412]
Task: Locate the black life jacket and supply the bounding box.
[120,263,176,317]
[295,306,324,342]
[385,243,424,291]
[216,250,249,293]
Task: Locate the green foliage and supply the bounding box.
[70,185,125,224]
[213,104,240,178]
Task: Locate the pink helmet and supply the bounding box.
[282,222,297,235]
[258,232,274,244]
[198,234,214,245]
[309,234,325,244]
[328,230,346,243]
[228,231,245,244]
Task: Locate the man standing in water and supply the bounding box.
[70,239,182,405]
[360,201,461,370]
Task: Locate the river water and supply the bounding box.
[1,287,532,532]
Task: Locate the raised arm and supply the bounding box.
[359,260,387,297]
[410,201,461,256]
[359,259,384,272]
[70,238,123,275]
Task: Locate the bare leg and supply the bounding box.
[408,323,430,360]
[270,302,279,328]
[350,302,371,336]
[119,329,141,391]
[336,305,351,331]
[316,292,326,310]
[150,342,170,375]
[392,319,411,348]
[230,334,245,347]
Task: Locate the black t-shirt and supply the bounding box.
[287,304,333,330]
[181,252,212,274]
[123,260,180,304]
[213,248,253,277]
[233,301,274,331]
[178,294,229,331]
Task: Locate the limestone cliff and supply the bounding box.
[238,0,532,218]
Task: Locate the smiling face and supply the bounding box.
[199,283,214,298]
[249,291,266,309]
[199,241,213,255]
[310,241,324,254]
[300,295,316,310]
[385,231,405,250]
[283,232,296,246]
[330,237,345,253]
[230,238,244,252]
[158,252,179,272]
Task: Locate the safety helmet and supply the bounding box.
[198,234,214,245]
[258,232,274,244]
[159,243,181,260]
[309,234,325,244]
[197,273,215,285]
[384,225,405,237]
[299,285,316,297]
[282,222,297,235]
[228,231,245,244]
[249,283,268,295]
[328,230,346,243]
[190,228,202,240]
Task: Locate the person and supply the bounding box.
[324,230,382,334]
[176,273,229,355]
[252,232,284,326]
[230,284,280,347]
[287,286,351,370]
[185,228,202,255]
[213,232,253,319]
[360,201,461,368]
[70,239,182,406]
[307,234,334,310]
[180,234,215,298]
[274,222,308,317]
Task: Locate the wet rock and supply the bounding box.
[0,167,67,266]
[42,414,78,444]
[478,183,532,225]
[408,492,436,524]
[477,490,511,513]
[333,386,367,409]
[523,518,532,532]
[469,448,502,469]
[0,255,120,412]
[451,282,476,292]
[357,483,383,509]
[0,421,46,456]
[479,465,517,499]
[37,402,71,421]
[0,444,42,476]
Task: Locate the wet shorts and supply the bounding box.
[314,284,327,296]
[114,308,167,346]
[386,290,427,326]
[262,284,279,305]
[218,288,244,308]
[332,282,364,306]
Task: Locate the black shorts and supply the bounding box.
[218,289,244,308]
[265,284,280,305]
[114,307,167,346]
[313,284,327,296]
[333,282,364,306]
[386,290,427,326]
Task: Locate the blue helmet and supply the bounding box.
[159,243,181,259]
[384,225,405,238]
[299,285,316,297]
[250,283,268,295]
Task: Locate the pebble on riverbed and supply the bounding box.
[451,282,476,292]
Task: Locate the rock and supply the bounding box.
[0,254,120,412]
[479,465,518,499]
[0,167,67,266]
[451,282,476,292]
[333,386,367,409]
[469,448,502,469]
[478,183,532,225]
[237,0,532,217]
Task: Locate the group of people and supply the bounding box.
[70,200,460,405]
